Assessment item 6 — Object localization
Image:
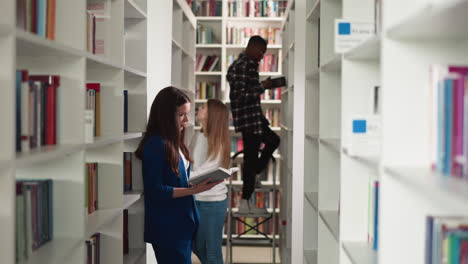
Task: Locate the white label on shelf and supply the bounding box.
[84,110,95,144]
[334,19,375,53]
[346,115,381,157]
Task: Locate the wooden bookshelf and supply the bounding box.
[2,0,148,263]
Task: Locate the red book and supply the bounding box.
[29,75,60,145]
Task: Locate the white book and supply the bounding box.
[189,167,239,185]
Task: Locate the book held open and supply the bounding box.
[189,167,240,185]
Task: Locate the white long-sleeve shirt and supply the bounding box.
[190,132,228,201]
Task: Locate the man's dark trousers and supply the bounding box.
[241,122,280,200]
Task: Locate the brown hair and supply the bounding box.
[203,99,231,168]
[135,87,192,176]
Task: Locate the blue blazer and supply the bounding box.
[142,135,199,245]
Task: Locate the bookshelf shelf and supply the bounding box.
[386,0,468,40]
[194,99,281,105]
[342,242,377,264]
[282,41,295,61]
[319,138,341,153]
[226,17,284,22]
[305,133,319,141]
[304,249,318,264]
[226,44,282,49]
[230,237,279,246]
[320,54,342,72]
[86,135,125,149]
[342,148,380,172]
[86,54,123,71]
[174,0,196,27]
[223,234,280,240]
[384,167,468,211]
[319,210,340,242]
[123,132,144,140]
[280,124,293,132]
[15,144,83,168]
[344,36,381,61]
[124,248,146,264]
[22,237,83,264]
[196,44,222,48]
[15,30,82,58]
[306,0,321,22]
[196,17,223,21]
[305,191,318,212]
[124,66,147,78]
[259,72,282,76]
[125,0,147,19]
[123,193,142,209]
[195,71,222,76]
[86,208,123,237]
[231,180,281,186]
[172,39,193,58]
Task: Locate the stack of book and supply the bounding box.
[16,180,54,262]
[16,0,56,39]
[123,152,133,192]
[86,233,101,264]
[15,70,60,153]
[430,65,468,179]
[196,81,220,99]
[189,0,222,16]
[260,87,282,100]
[196,55,220,72]
[197,25,216,44]
[86,163,99,215]
[86,0,110,55]
[226,25,282,45]
[227,0,287,17]
[425,216,468,263]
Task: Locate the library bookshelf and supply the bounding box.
[2,0,148,264]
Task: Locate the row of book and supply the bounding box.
[189,0,222,17]
[430,65,468,178]
[16,180,53,262]
[264,108,280,127]
[86,1,109,55]
[195,81,220,99]
[226,53,279,73]
[226,25,282,45]
[86,163,99,215]
[227,0,287,18]
[260,87,282,100]
[231,190,280,209]
[367,179,379,251]
[425,216,468,264]
[225,216,279,235]
[16,0,56,39]
[123,152,133,192]
[196,54,220,72]
[197,25,217,44]
[86,233,101,264]
[15,70,60,153]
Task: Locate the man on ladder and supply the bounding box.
[227,35,280,214]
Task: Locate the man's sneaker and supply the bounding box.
[238,199,250,214]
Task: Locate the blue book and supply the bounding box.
[37,0,47,37]
[437,80,445,173]
[425,216,434,264]
[373,181,379,250]
[16,71,22,152]
[444,78,454,175]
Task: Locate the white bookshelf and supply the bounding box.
[1,0,148,263]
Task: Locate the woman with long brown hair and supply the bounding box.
[190,99,231,264]
[135,87,222,264]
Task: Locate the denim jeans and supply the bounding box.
[193,199,227,264]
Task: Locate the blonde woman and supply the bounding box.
[191,99,231,264]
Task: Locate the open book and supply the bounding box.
[189,167,240,185]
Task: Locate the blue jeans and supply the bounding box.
[193,199,227,264]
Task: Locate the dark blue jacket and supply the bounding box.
[142,135,199,245]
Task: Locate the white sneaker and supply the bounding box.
[238,199,250,214]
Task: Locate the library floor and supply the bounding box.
[191,246,280,264]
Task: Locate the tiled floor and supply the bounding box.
[191,246,280,264]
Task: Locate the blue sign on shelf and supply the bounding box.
[338,22,351,35]
[352,120,367,133]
